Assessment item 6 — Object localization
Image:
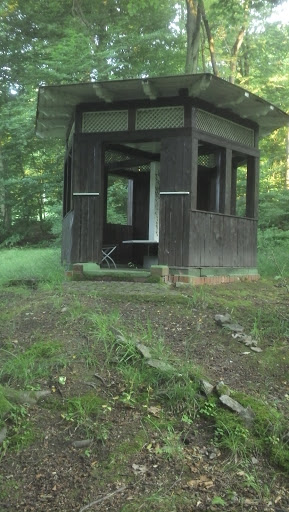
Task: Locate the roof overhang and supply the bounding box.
[36,73,289,140]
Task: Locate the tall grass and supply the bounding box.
[257,228,289,278]
[0,247,64,286]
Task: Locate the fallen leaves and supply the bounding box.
[187,475,215,490]
[132,463,148,476]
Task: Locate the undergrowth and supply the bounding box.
[0,247,64,287]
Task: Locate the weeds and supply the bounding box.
[0,404,36,457]
[0,340,67,387]
[61,393,110,441]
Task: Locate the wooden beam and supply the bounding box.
[105,158,150,171]
[217,92,249,108]
[105,169,149,179]
[246,156,259,219]
[142,79,158,100]
[107,143,160,162]
[93,84,113,103]
[188,75,212,97]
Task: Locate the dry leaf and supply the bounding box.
[147,406,162,417]
[132,464,148,475]
[187,476,214,489]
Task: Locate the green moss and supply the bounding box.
[114,431,147,458]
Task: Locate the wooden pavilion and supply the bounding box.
[36,74,289,282]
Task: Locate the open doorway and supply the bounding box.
[102,143,159,267]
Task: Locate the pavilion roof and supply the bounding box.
[36,73,289,139]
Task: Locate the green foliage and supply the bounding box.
[199,397,218,418]
[0,340,66,387]
[258,189,289,230]
[62,393,108,440]
[106,176,129,225]
[257,228,289,277]
[0,403,36,456]
[214,415,252,461]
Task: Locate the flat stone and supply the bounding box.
[72,439,93,448]
[136,343,152,359]
[0,427,7,444]
[3,388,51,406]
[216,381,231,397]
[200,379,214,396]
[219,394,254,426]
[223,323,244,333]
[147,359,175,372]
[250,346,263,353]
[215,313,232,326]
[232,333,258,346]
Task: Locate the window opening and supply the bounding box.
[234,156,248,217]
[106,175,133,225]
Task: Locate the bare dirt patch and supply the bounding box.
[0,280,288,512]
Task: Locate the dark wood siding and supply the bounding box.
[159,195,190,266]
[69,134,104,263]
[158,136,192,266]
[188,210,257,267]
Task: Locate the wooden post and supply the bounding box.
[190,137,198,210]
[246,156,259,219]
[70,135,104,263]
[231,163,237,215]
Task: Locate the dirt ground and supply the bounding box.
[0,279,288,512]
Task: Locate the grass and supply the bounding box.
[0,340,67,387]
[0,247,64,287]
[258,228,289,278]
[1,246,289,510]
[61,393,110,441]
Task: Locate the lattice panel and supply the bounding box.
[198,154,216,168]
[82,110,128,132]
[196,109,254,147]
[136,106,184,130]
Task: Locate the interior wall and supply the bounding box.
[149,162,160,241]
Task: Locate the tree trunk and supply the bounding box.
[229,26,246,83]
[199,0,218,76]
[185,0,201,73]
[0,152,12,233]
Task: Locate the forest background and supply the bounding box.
[1,0,289,269]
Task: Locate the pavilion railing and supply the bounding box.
[189,210,258,268]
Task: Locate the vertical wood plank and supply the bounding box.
[190,137,198,210]
[246,156,259,219]
[188,211,257,267]
[71,135,104,263]
[231,164,237,215]
[159,136,193,267]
